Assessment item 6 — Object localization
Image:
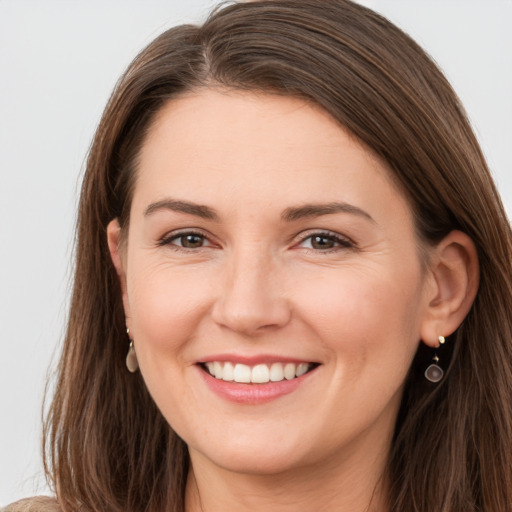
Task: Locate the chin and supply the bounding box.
[193,445,308,476]
[185,423,325,477]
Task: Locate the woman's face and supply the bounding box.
[110,89,434,475]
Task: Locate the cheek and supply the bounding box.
[292,264,425,439]
[126,261,213,359]
[297,264,422,332]
[293,262,424,377]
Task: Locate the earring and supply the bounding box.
[424,336,445,383]
[125,328,139,373]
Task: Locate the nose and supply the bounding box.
[211,249,292,336]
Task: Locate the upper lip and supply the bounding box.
[197,354,319,365]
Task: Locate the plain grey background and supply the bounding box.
[1,0,511,504]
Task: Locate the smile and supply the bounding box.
[202,361,317,384]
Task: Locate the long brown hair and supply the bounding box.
[43,1,512,511]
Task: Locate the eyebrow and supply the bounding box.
[281,202,376,223]
[143,198,375,224]
[144,199,220,221]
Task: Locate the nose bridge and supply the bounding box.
[212,242,291,334]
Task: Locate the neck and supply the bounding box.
[185,437,390,512]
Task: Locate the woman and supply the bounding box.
[6,1,512,511]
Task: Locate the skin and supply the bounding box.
[108,89,479,512]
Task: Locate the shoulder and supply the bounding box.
[2,497,61,512]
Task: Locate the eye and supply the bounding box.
[298,231,353,251]
[158,231,212,249]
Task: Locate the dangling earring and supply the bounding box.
[125,327,139,373]
[424,335,445,383]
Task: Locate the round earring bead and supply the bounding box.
[425,363,444,383]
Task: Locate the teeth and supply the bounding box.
[214,361,223,379]
[204,361,313,383]
[284,363,296,380]
[269,362,284,382]
[251,364,270,383]
[222,362,234,381]
[233,363,251,383]
[296,363,309,377]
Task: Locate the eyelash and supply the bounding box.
[296,230,354,252]
[157,230,212,251]
[157,230,355,253]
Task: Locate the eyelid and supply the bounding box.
[294,229,356,250]
[156,228,355,251]
[157,228,216,248]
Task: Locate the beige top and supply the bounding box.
[2,497,61,512]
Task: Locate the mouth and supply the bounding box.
[199,361,320,384]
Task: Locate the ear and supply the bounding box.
[107,219,131,324]
[420,230,479,347]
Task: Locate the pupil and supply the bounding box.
[312,236,334,249]
[183,235,203,248]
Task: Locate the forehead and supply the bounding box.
[142,89,376,168]
[132,88,411,223]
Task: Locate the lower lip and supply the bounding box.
[197,366,315,404]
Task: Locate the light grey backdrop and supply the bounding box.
[1,0,510,504]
